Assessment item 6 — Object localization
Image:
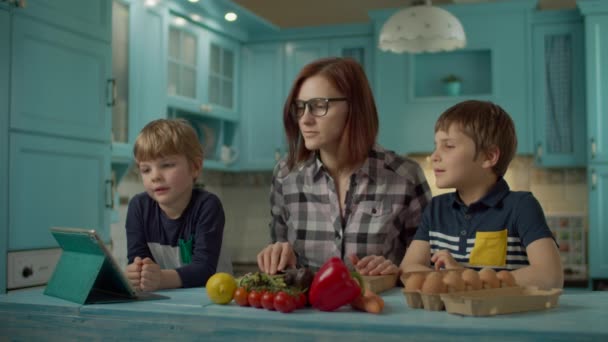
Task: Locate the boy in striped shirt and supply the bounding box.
[401,100,563,289]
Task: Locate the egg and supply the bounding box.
[461,269,482,291]
[443,271,465,292]
[421,271,447,294]
[478,268,500,289]
[405,272,427,292]
[496,270,517,287]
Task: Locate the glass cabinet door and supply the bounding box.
[208,43,235,110]
[168,23,197,99]
[111,0,129,144]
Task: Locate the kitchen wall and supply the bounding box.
[110,155,588,276]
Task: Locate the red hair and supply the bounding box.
[283,57,378,170]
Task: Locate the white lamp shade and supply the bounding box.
[379,5,466,53]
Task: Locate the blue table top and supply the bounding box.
[1,287,607,341]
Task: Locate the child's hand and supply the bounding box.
[140,257,161,292]
[348,254,400,276]
[126,257,143,290]
[431,250,462,270]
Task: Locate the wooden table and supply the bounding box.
[1,288,606,341]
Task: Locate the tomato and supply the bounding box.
[274,291,296,313]
[295,292,307,309]
[261,291,276,310]
[248,290,263,308]
[233,287,249,306]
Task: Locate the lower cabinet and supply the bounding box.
[9,133,111,250]
[588,165,608,287]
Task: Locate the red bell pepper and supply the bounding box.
[308,257,364,311]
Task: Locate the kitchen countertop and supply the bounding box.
[1,287,607,341]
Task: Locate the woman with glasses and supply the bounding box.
[257,57,431,276]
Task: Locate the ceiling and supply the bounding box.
[231,0,577,28]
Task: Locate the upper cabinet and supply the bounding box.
[167,14,241,122]
[370,0,537,155]
[531,11,586,167]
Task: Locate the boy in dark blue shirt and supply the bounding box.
[401,100,563,289]
[125,118,230,291]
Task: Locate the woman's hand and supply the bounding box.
[139,257,161,292]
[257,242,296,275]
[348,255,400,276]
[126,256,143,290]
[430,250,463,270]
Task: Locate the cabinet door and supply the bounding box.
[284,39,329,98]
[241,43,285,170]
[9,133,111,250]
[167,18,199,110]
[202,29,241,122]
[585,16,608,163]
[23,0,111,42]
[329,36,373,81]
[10,15,112,142]
[1,6,10,294]
[533,22,586,167]
[589,165,608,280]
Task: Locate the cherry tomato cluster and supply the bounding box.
[233,286,307,313]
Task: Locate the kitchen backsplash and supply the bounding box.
[111,155,588,271]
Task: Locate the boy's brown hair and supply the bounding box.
[133,118,203,176]
[283,57,378,170]
[435,100,517,177]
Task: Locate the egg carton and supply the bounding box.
[402,286,562,316]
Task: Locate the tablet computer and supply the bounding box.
[45,227,168,304]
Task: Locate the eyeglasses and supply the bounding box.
[291,97,348,119]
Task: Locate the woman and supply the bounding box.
[257,57,431,276]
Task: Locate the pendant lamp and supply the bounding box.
[379,0,466,53]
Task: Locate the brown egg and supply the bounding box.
[478,268,500,289]
[496,270,517,287]
[461,269,482,291]
[405,272,427,292]
[443,271,465,292]
[421,271,447,294]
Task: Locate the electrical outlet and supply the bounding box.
[7,249,62,289]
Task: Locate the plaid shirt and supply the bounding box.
[269,144,431,270]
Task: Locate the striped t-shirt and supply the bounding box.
[413,178,554,270]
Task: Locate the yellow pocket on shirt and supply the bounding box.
[469,229,508,267]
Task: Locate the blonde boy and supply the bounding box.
[401,100,563,289]
[126,118,227,291]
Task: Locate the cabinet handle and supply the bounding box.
[105,179,114,209]
[590,138,596,160]
[106,79,116,107]
[536,142,543,163]
[591,169,597,191]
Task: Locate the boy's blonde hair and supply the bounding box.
[435,100,517,177]
[133,118,203,170]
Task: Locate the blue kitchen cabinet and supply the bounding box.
[370,0,536,155]
[23,0,110,42]
[1,6,10,294]
[166,13,241,169]
[240,43,285,170]
[5,1,112,257]
[10,14,112,142]
[531,11,586,167]
[9,133,112,250]
[579,0,608,286]
[284,39,329,98]
[111,0,168,183]
[582,11,608,164]
[329,35,373,82]
[588,166,608,285]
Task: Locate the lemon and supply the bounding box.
[206,272,237,305]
